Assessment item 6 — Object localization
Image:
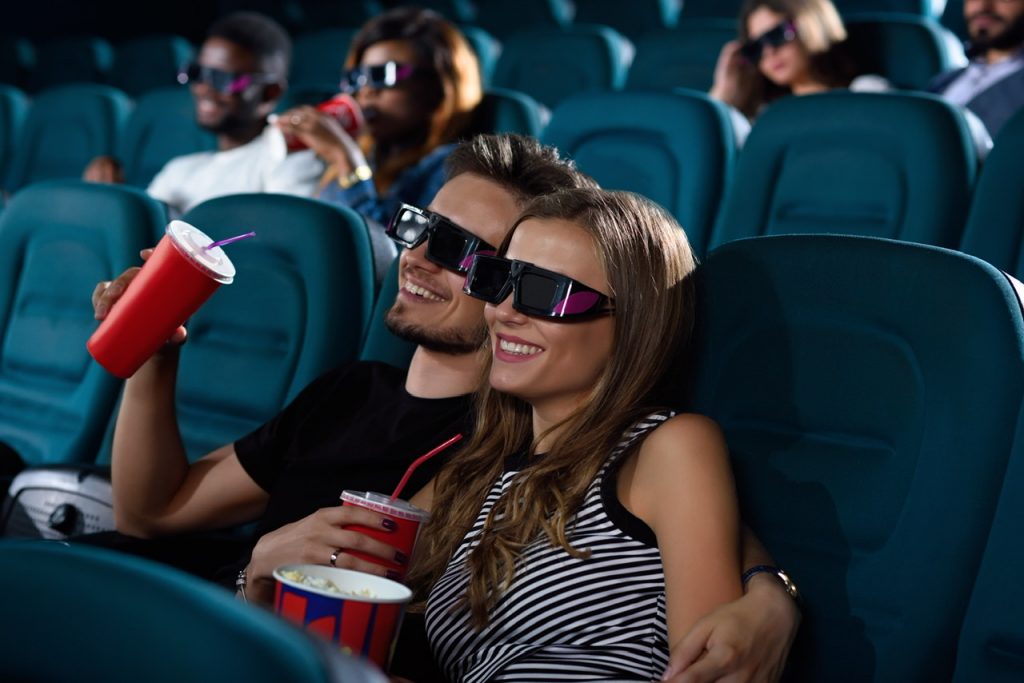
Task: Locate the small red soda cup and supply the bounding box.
[87,221,236,379]
[340,491,429,580]
[285,93,365,152]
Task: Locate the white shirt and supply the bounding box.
[941,51,1024,107]
[146,124,324,216]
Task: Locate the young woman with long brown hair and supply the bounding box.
[278,6,482,225]
[402,188,742,681]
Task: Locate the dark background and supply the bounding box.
[2,1,396,43]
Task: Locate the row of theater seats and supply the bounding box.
[0,184,1020,680]
[546,89,1024,271]
[0,9,965,111]
[257,12,968,109]
[216,0,970,43]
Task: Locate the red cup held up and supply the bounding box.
[285,93,365,152]
[87,220,236,379]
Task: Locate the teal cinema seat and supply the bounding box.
[844,13,965,90]
[953,383,1024,681]
[109,34,195,96]
[6,84,132,192]
[151,193,376,461]
[686,235,1024,681]
[0,85,29,192]
[543,89,739,258]
[491,25,633,108]
[119,86,216,189]
[708,91,976,250]
[0,541,386,683]
[415,0,477,22]
[0,181,164,466]
[290,28,357,90]
[468,87,550,138]
[572,0,681,39]
[627,19,737,93]
[474,0,573,39]
[0,36,34,90]
[27,36,113,92]
[834,0,944,15]
[958,109,1024,280]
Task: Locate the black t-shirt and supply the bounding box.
[235,360,472,547]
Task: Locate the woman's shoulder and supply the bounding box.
[634,412,728,468]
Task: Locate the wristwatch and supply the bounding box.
[337,164,373,189]
[741,564,800,602]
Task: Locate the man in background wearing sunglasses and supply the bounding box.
[930,0,1024,138]
[94,134,799,682]
[83,12,323,217]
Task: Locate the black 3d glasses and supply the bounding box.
[464,255,615,321]
[177,62,276,95]
[386,203,496,274]
[740,21,798,63]
[340,61,423,94]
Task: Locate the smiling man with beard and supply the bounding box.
[930,0,1024,137]
[85,12,323,217]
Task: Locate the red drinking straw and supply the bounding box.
[390,434,463,500]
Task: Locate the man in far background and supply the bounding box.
[83,11,323,217]
[930,0,1024,138]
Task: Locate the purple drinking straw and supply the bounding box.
[205,231,256,250]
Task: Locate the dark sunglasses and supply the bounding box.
[386,203,496,274]
[464,254,615,321]
[177,62,276,95]
[740,20,798,63]
[340,61,424,94]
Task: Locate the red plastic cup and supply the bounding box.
[340,490,430,580]
[273,564,411,669]
[86,220,236,379]
[286,93,365,152]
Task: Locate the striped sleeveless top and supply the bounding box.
[425,411,674,682]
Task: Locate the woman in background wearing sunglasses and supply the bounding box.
[278,7,482,227]
[710,0,887,121]
[397,188,743,681]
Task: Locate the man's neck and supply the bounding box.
[984,44,1023,65]
[216,120,267,151]
[404,346,485,399]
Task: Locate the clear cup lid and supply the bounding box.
[340,490,430,521]
[166,220,236,284]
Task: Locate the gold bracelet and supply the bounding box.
[337,164,372,189]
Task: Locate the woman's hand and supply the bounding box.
[709,40,746,105]
[659,574,800,683]
[276,105,368,174]
[245,505,408,604]
[92,249,188,345]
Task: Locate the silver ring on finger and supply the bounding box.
[329,549,340,567]
[290,113,303,125]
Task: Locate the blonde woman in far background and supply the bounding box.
[711,0,888,120]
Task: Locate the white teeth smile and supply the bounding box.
[403,281,445,301]
[499,339,543,356]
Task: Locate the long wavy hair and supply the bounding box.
[732,0,857,119]
[344,6,482,191]
[407,189,698,628]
